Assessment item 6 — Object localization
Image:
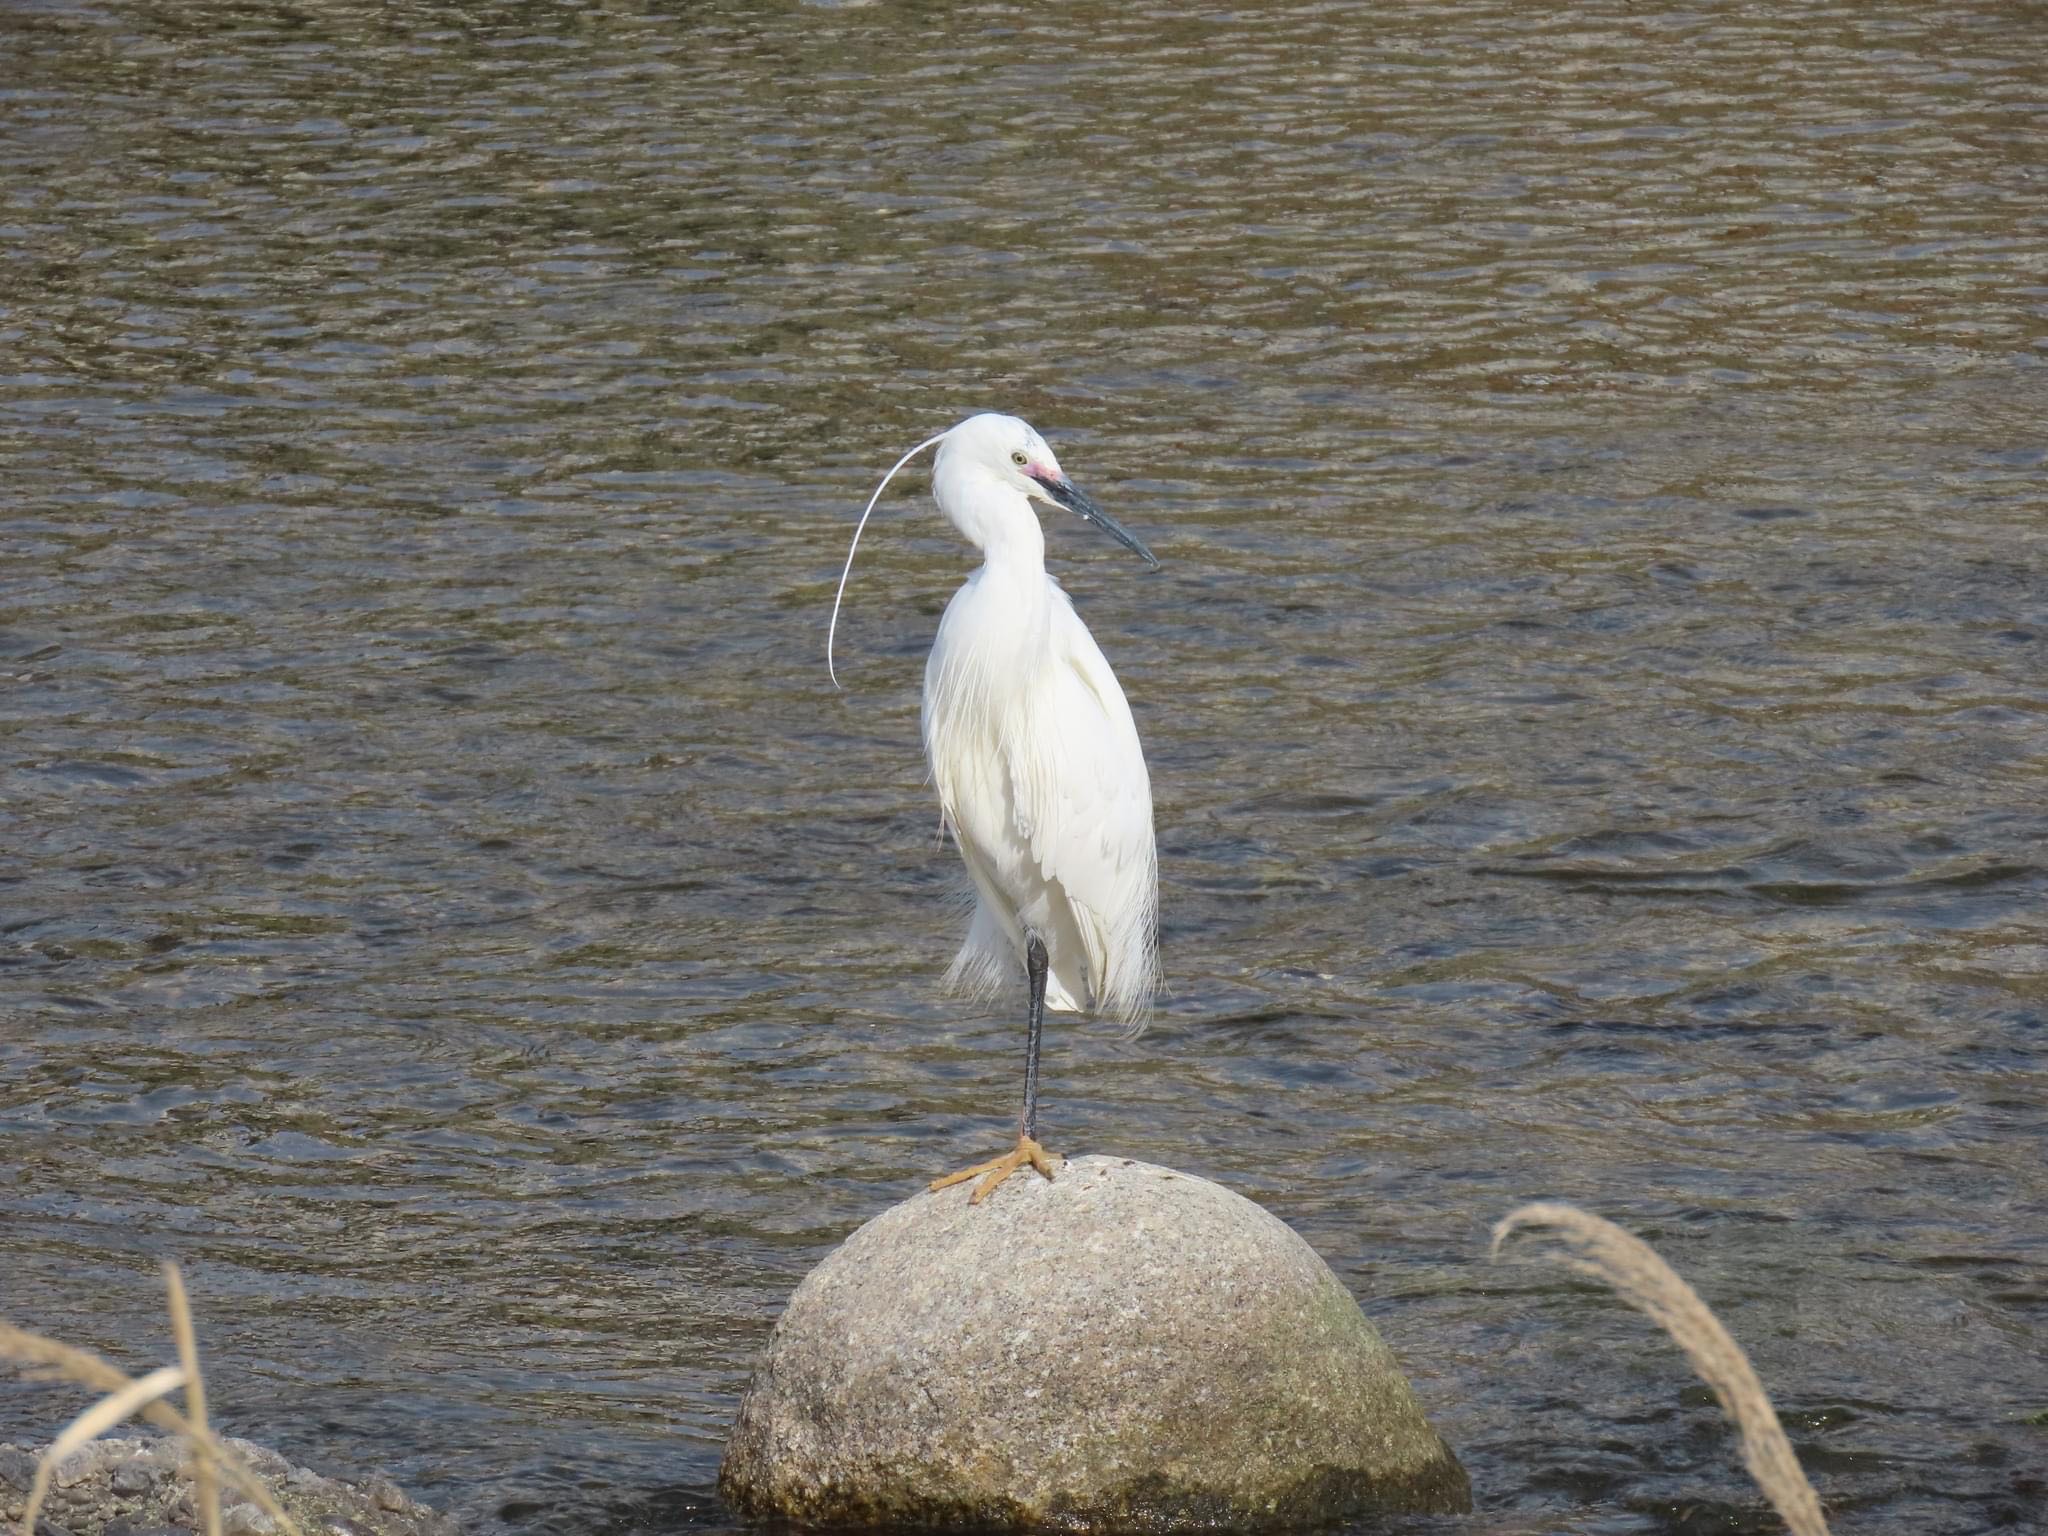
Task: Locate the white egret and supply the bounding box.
[829,412,1161,1204]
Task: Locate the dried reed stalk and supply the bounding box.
[1493,1201,1830,1536]
[0,1263,301,1536]
[162,1262,222,1536]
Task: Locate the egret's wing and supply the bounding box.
[1004,591,1160,1022]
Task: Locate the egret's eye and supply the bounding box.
[1011,450,1028,467]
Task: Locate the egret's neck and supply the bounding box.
[933,461,1047,579]
[975,503,1047,590]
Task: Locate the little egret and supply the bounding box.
[829,412,1161,1204]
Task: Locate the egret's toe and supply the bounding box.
[929,1136,1061,1203]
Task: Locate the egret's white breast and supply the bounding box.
[922,565,1157,1021]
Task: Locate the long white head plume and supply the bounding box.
[826,427,953,689]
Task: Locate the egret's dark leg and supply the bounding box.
[927,935,1062,1204]
[1020,934,1048,1142]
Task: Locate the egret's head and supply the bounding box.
[936,412,1160,569]
[935,412,1064,502]
[827,411,1159,688]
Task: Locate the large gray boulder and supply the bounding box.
[721,1155,1469,1530]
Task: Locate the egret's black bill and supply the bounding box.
[1040,476,1160,569]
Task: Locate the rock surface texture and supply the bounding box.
[721,1155,1470,1531]
[0,1435,459,1536]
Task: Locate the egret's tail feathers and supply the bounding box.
[940,935,1087,1011]
[1093,943,1158,1039]
[1492,1202,1830,1536]
[942,902,1013,1008]
[1090,892,1160,1038]
[940,943,1007,1007]
[942,904,1156,1029]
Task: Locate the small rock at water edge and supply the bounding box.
[0,1445,37,1492]
[0,1436,459,1536]
[108,1464,154,1497]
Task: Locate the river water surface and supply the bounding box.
[3,2,2044,1533]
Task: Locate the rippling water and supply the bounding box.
[3,2,2044,1533]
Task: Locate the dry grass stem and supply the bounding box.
[1493,1201,1830,1536]
[163,1262,222,1536]
[0,1264,302,1536]
[27,1365,189,1530]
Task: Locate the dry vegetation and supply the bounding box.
[0,1260,301,1536]
[1494,1201,1831,1536]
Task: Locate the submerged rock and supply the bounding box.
[721,1154,1470,1531]
[0,1435,459,1536]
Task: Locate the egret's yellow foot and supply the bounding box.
[929,1136,1060,1204]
